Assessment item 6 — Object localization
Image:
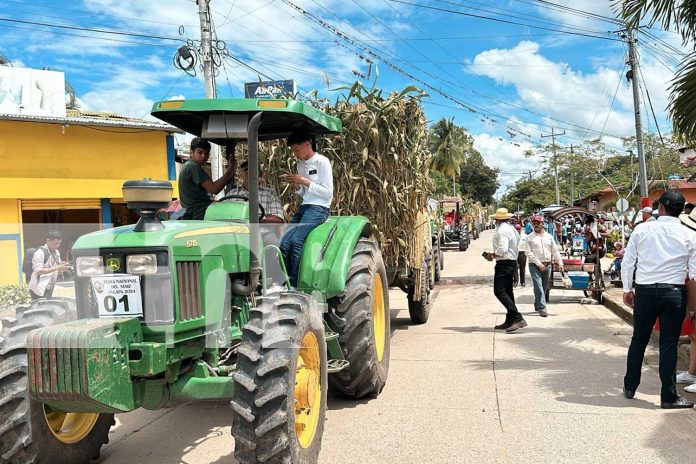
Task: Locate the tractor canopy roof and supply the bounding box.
[151,98,342,144]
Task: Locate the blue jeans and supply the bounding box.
[529,263,551,311]
[280,204,329,287]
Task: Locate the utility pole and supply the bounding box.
[197,0,223,184]
[626,29,649,205]
[569,144,574,206]
[541,128,565,205]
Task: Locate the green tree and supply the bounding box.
[429,170,452,198]
[458,151,500,205]
[615,1,696,142]
[429,117,466,196]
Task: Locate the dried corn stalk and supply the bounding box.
[258,83,432,269]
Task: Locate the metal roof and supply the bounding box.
[0,109,180,132]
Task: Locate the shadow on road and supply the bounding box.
[461,317,674,412]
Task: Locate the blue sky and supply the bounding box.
[0,0,688,192]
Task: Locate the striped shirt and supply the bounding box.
[225,186,286,221]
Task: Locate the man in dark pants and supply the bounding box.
[485,208,526,333]
[621,190,696,409]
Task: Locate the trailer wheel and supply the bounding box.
[408,260,431,324]
[0,301,114,464]
[327,238,390,398]
[231,292,327,464]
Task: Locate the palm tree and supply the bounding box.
[429,117,465,196]
[615,1,696,142]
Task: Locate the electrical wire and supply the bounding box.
[384,0,619,41]
[0,17,184,42]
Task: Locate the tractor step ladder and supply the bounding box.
[327,359,350,373]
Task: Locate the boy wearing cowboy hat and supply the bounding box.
[485,208,527,333]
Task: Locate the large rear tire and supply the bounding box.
[327,238,390,399]
[407,260,431,324]
[0,301,114,464]
[434,247,441,283]
[231,292,328,464]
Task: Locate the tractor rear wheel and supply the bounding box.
[231,292,328,464]
[408,260,431,324]
[327,238,390,399]
[0,301,114,464]
[434,246,441,283]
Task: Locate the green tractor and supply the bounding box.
[0,98,391,464]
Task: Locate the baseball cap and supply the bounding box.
[658,190,685,209]
[640,206,653,214]
[531,214,543,222]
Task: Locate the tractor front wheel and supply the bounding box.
[231,292,328,464]
[408,260,431,324]
[327,238,390,398]
[0,301,114,464]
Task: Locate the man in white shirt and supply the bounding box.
[29,230,69,300]
[621,190,696,409]
[280,130,333,288]
[485,208,525,332]
[525,215,564,317]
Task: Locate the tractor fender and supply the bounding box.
[297,216,371,298]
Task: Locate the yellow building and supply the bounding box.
[0,109,179,285]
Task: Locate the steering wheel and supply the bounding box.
[217,194,265,221]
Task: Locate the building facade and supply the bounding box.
[0,110,178,285]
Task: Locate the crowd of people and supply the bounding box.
[487,192,696,408]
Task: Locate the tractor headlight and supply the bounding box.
[75,256,104,277]
[127,254,158,275]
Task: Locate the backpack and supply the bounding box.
[22,246,50,283]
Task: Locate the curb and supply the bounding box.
[602,291,691,365]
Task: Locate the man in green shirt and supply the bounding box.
[179,138,236,220]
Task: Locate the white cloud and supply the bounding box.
[469,40,673,141]
[473,133,537,194]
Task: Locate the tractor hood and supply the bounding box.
[72,221,250,253]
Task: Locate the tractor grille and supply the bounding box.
[177,261,202,320]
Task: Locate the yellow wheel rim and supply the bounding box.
[295,332,322,449]
[372,273,386,362]
[44,406,99,444]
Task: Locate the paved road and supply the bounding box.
[100,230,696,464]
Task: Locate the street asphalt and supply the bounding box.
[99,229,696,464]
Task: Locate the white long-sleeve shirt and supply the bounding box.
[295,152,333,208]
[621,216,696,292]
[525,231,562,266]
[493,221,519,261]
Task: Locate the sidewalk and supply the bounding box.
[603,284,692,365]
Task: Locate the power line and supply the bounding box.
[385,0,619,41]
[432,0,616,35]
[0,17,184,42]
[0,23,174,48]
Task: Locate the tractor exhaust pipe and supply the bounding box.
[231,112,263,296]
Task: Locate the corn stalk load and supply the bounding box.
[260,83,432,269]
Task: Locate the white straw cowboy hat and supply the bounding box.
[492,208,514,220]
[680,210,696,231]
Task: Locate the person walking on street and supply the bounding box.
[485,208,526,333]
[621,190,696,409]
[513,223,527,287]
[525,215,564,317]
